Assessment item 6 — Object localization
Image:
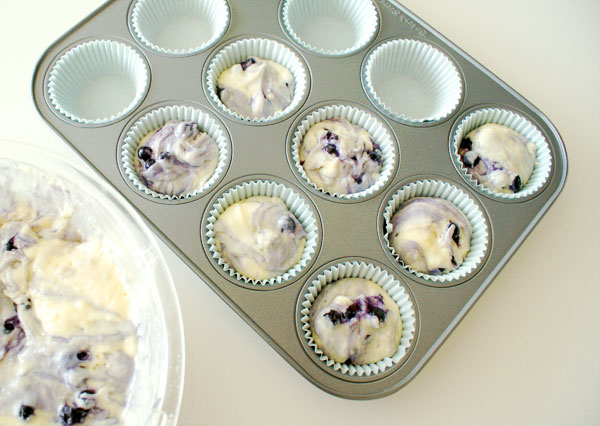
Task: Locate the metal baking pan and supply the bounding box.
[32,0,567,399]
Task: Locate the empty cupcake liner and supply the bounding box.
[48,39,149,125]
[383,179,489,283]
[281,0,378,57]
[131,0,230,56]
[299,260,416,377]
[452,108,553,199]
[290,104,397,199]
[206,37,308,123]
[205,180,319,286]
[121,104,230,200]
[364,39,463,124]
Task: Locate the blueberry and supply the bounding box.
[137,146,152,162]
[5,236,17,251]
[19,405,35,420]
[280,216,296,233]
[368,307,387,323]
[325,130,338,141]
[324,143,339,156]
[59,405,89,425]
[472,156,480,167]
[450,222,461,246]
[4,316,19,334]
[76,350,89,361]
[353,174,363,185]
[157,151,171,161]
[145,159,155,169]
[324,310,342,326]
[510,175,522,192]
[368,149,382,165]
[342,303,360,321]
[460,136,473,151]
[240,57,256,71]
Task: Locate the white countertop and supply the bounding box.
[2,1,599,425]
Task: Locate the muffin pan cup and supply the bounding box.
[32,0,567,400]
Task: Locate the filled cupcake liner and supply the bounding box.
[48,39,149,125]
[383,179,489,283]
[452,108,553,199]
[291,104,396,199]
[281,0,378,57]
[206,37,308,123]
[121,105,230,200]
[205,180,319,286]
[364,39,462,124]
[131,0,229,56]
[299,261,416,377]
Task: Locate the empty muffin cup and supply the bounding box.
[299,260,416,377]
[383,179,489,284]
[281,0,378,56]
[48,39,149,125]
[206,37,308,123]
[205,180,319,286]
[121,104,230,200]
[364,39,463,124]
[452,108,553,199]
[290,104,397,199]
[130,0,230,56]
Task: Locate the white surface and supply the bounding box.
[1,1,599,425]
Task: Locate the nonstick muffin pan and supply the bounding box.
[32,0,568,399]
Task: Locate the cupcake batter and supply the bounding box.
[458,123,536,194]
[0,163,137,425]
[216,56,294,119]
[310,278,402,365]
[389,197,472,274]
[135,119,219,197]
[299,118,382,194]
[213,196,305,281]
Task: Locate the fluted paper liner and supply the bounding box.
[383,179,489,283]
[281,0,378,56]
[205,180,319,286]
[300,261,416,377]
[206,37,308,122]
[291,104,396,199]
[121,105,229,200]
[48,39,149,124]
[131,0,229,56]
[364,39,462,124]
[452,108,553,199]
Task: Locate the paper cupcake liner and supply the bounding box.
[291,104,397,199]
[383,179,489,283]
[48,39,149,125]
[131,0,229,56]
[206,37,308,123]
[452,108,553,199]
[281,0,378,57]
[364,39,462,124]
[205,180,319,286]
[299,261,416,377]
[121,105,230,200]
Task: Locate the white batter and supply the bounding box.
[390,197,472,274]
[213,196,305,281]
[0,163,137,425]
[135,119,219,197]
[299,118,382,194]
[216,56,294,119]
[458,123,536,193]
[310,278,402,365]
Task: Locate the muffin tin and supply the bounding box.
[32,0,568,399]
